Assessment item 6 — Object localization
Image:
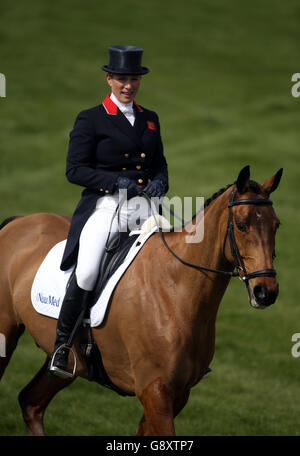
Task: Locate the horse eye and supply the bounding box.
[236,221,246,232]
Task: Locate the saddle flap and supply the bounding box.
[90,232,139,306]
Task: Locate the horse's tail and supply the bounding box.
[0,216,21,230]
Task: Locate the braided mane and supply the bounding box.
[168,179,261,230]
[204,183,233,209]
[204,179,260,209]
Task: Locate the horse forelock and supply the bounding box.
[247,180,261,194]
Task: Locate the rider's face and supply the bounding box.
[106,73,142,104]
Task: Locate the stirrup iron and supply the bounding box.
[49,344,77,380]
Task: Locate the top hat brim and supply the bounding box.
[102,65,150,75]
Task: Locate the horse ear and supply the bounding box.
[235,165,250,194]
[261,168,283,195]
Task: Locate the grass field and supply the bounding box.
[1,0,300,436]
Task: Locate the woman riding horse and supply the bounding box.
[0,165,282,435]
[49,45,169,378]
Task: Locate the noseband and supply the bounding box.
[146,188,276,295]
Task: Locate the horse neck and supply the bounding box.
[174,186,234,320]
[183,185,233,271]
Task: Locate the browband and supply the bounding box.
[228,199,273,207]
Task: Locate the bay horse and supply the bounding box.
[0,165,282,436]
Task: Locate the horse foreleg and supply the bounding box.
[18,356,73,436]
[137,377,175,436]
[137,388,190,436]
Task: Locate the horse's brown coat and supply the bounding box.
[0,169,281,435]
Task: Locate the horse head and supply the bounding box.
[225,165,282,309]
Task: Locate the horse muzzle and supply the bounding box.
[250,283,279,309]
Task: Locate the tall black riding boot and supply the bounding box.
[48,274,90,379]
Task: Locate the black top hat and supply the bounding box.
[102,45,150,75]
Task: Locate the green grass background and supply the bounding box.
[1,0,300,436]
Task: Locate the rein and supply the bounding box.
[142,188,276,294]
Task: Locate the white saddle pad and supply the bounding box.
[31,215,171,327]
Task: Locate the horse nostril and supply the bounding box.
[253,284,278,306]
[254,285,268,303]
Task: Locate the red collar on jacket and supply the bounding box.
[102,94,143,115]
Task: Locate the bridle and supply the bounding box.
[143,188,277,297]
[223,188,276,295]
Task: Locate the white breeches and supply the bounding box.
[75,193,157,291]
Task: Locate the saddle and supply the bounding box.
[78,231,140,397]
[74,214,172,396]
[90,231,139,307]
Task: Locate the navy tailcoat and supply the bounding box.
[60,95,169,271]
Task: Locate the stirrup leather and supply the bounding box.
[49,344,77,380]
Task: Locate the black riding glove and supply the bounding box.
[116,176,143,200]
[144,179,166,198]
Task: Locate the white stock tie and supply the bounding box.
[122,107,135,126]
